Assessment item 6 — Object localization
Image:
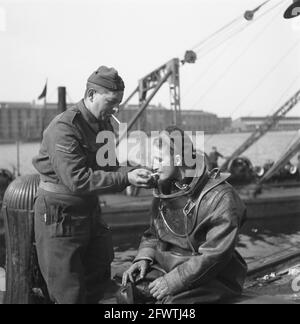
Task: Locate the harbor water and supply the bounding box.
[0,131,299,175]
[0,131,300,293]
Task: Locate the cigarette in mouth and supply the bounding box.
[111,114,121,125]
[150,172,159,177]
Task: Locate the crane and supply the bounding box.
[117,52,197,146]
[116,1,271,146]
[220,89,300,171]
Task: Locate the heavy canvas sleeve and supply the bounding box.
[47,120,129,194]
[164,189,245,295]
[134,199,160,264]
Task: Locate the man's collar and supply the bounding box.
[78,99,101,134]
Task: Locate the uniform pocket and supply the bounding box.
[45,203,73,238]
[39,196,74,238]
[35,194,93,238]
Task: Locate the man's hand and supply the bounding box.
[128,169,152,188]
[149,277,170,301]
[122,260,150,286]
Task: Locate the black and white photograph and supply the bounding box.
[0,0,300,308]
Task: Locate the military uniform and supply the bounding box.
[33,87,129,302]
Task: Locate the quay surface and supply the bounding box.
[1,187,300,304]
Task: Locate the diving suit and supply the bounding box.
[118,165,247,304]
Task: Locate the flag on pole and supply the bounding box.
[38,80,48,100]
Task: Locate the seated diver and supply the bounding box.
[117,126,248,304]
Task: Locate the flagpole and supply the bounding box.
[43,95,47,133]
[40,79,48,140]
[41,98,45,140]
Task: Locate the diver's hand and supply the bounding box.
[149,277,170,301]
[122,260,150,285]
[128,169,152,188]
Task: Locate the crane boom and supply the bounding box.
[220,89,300,171]
[117,58,180,146]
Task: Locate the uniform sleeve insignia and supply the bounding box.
[55,142,78,154]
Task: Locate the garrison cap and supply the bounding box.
[87,66,125,92]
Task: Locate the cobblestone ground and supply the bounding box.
[1,230,300,304]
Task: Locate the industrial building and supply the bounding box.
[0,101,231,142]
[232,116,300,132]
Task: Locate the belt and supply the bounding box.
[39,181,80,196]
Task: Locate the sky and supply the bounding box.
[0,0,300,118]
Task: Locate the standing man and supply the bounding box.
[208,146,226,170]
[33,66,152,304]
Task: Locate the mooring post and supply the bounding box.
[3,175,51,304]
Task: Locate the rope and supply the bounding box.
[193,0,288,60]
[181,45,228,100]
[181,0,288,108]
[206,75,300,146]
[191,16,242,52]
[191,0,274,54]
[190,3,282,109]
[229,38,300,117]
[267,74,300,116]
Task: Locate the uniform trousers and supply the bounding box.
[34,188,114,304]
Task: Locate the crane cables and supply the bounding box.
[182,0,288,102]
[243,74,300,117]
[189,2,284,109]
[228,37,300,118]
[182,45,227,99]
[204,73,300,146]
[204,47,300,147]
[190,14,242,53]
[191,0,288,60]
[267,74,300,117]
